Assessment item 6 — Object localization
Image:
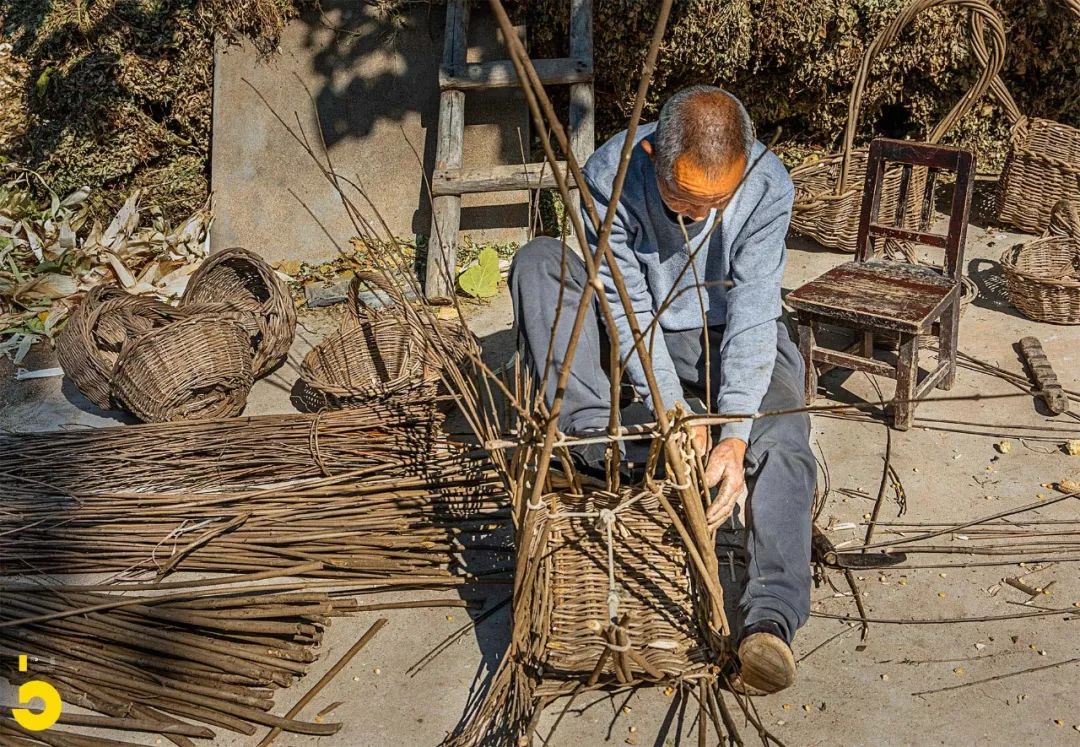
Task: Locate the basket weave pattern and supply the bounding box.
[541,490,710,681]
[997,118,1080,235]
[181,247,296,377]
[111,315,256,421]
[56,286,189,409]
[300,272,478,411]
[1000,236,1080,324]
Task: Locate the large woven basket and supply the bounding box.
[970,2,1080,235]
[181,247,296,377]
[56,285,188,409]
[538,488,711,684]
[111,315,255,422]
[789,0,1005,253]
[1000,202,1080,324]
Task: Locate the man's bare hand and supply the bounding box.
[705,437,747,529]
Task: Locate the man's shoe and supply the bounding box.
[736,621,796,695]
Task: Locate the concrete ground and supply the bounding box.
[3,198,1080,746]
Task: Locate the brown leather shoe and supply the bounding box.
[737,625,796,695]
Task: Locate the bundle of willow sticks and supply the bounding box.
[1,404,509,580]
[0,401,447,494]
[0,578,384,745]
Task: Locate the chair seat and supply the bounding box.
[787,260,958,333]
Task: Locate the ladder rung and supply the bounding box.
[440,57,592,90]
[432,162,574,196]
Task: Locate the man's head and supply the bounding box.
[640,86,754,222]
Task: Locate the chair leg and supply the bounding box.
[863,331,874,358]
[798,319,818,405]
[893,333,918,430]
[938,300,960,390]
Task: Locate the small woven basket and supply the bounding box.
[181,247,296,377]
[299,272,478,411]
[969,2,1080,235]
[790,0,1005,253]
[111,315,255,422]
[56,285,188,409]
[1000,212,1080,324]
[299,313,424,410]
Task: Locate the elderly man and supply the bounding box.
[509,86,815,694]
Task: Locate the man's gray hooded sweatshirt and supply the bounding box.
[581,122,795,443]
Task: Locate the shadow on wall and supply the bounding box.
[291,0,531,238]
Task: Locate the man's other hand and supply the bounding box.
[705,437,747,528]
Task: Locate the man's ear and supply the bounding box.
[640,138,654,159]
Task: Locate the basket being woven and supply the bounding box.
[181,247,296,377]
[789,0,1005,253]
[56,285,188,409]
[111,315,255,422]
[539,488,711,684]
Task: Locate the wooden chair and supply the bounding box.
[787,138,976,430]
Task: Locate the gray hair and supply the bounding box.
[652,86,755,184]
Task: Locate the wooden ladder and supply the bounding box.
[424,0,595,302]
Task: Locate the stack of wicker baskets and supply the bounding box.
[57,248,296,422]
[299,272,478,411]
[789,0,1006,253]
[1000,201,1080,324]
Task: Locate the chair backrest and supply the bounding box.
[855,138,976,281]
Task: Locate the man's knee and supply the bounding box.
[510,236,573,284]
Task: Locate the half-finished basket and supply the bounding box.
[56,285,188,409]
[181,247,296,376]
[110,314,255,422]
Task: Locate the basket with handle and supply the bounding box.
[110,314,256,422]
[56,285,189,409]
[300,271,478,411]
[970,1,1080,235]
[789,0,1006,253]
[181,247,296,377]
[999,200,1080,324]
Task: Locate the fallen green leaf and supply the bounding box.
[457,246,500,299]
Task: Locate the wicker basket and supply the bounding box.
[181,247,296,377]
[111,315,255,422]
[968,2,1080,235]
[299,314,425,410]
[299,272,478,411]
[56,285,188,409]
[789,0,1005,253]
[538,488,711,683]
[1000,223,1080,325]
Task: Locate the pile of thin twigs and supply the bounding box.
[0,567,422,745]
[1,404,509,581]
[0,401,444,494]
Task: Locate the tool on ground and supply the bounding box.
[1018,336,1069,415]
[812,524,906,569]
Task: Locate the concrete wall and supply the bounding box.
[211,2,530,264]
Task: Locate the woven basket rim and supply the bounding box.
[299,318,427,400]
[1000,238,1080,288]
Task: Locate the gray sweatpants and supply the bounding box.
[509,237,814,642]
